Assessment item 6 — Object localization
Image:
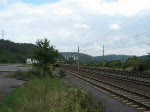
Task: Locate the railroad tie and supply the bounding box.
[137,107,146,111]
[122,100,128,103]
[126,102,133,105]
[130,104,139,108]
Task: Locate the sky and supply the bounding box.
[0,0,150,56]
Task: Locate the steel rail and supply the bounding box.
[63,68,150,111]
[66,65,150,86]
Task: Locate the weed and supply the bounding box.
[0,79,104,112]
[58,69,66,78]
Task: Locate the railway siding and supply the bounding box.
[65,65,150,96]
[62,65,150,111]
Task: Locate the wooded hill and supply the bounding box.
[61,52,133,63]
[0,39,149,63]
[0,39,37,63]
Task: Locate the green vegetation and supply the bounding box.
[86,56,150,72]
[0,39,148,65]
[0,78,103,112]
[0,38,104,112]
[34,38,59,78]
[58,69,66,78]
[61,52,132,63]
[67,57,76,64]
[11,69,43,80]
[0,39,36,63]
[0,39,149,72]
[0,91,4,101]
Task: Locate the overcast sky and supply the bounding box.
[0,0,150,56]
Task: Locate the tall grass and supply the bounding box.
[0,78,103,112]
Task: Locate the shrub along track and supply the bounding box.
[62,66,150,112]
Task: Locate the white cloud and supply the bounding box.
[74,23,90,30]
[52,7,73,16]
[93,43,102,50]
[109,24,120,30]
[56,29,73,40]
[0,0,150,56]
[69,0,150,16]
[0,0,8,6]
[106,46,148,56]
[107,37,121,45]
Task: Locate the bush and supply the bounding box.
[0,79,104,112]
[12,70,29,80]
[58,69,66,78]
[138,63,146,72]
[12,68,49,80]
[65,88,103,112]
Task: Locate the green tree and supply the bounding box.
[67,57,76,64]
[107,60,122,68]
[34,38,59,78]
[125,56,140,71]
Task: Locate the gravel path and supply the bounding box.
[0,64,19,71]
[64,74,138,112]
[0,78,25,94]
[0,64,27,97]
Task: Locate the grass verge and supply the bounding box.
[0,91,4,101]
[0,78,104,112]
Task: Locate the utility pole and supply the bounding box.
[65,54,68,64]
[1,30,5,39]
[147,16,150,29]
[102,45,105,68]
[148,53,150,60]
[148,44,150,61]
[78,46,80,69]
[147,16,150,61]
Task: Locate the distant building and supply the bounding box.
[26,59,37,64]
[63,53,78,61]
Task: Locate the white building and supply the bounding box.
[26,59,37,64]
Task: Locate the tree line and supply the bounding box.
[0,39,37,63]
[86,56,150,72]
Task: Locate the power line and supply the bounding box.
[106,39,150,51]
[100,8,149,38]
[103,16,150,51]
[115,17,148,35]
[115,31,150,45]
[105,17,148,38]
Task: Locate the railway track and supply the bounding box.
[80,66,150,78]
[65,65,150,87]
[63,68,150,111]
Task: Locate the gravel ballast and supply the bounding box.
[64,74,138,112]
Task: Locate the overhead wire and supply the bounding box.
[100,8,149,38]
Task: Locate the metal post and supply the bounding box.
[102,45,105,68]
[78,46,79,69]
[66,54,68,64]
[1,31,5,39]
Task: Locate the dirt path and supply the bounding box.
[0,78,25,94]
[0,64,26,98]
